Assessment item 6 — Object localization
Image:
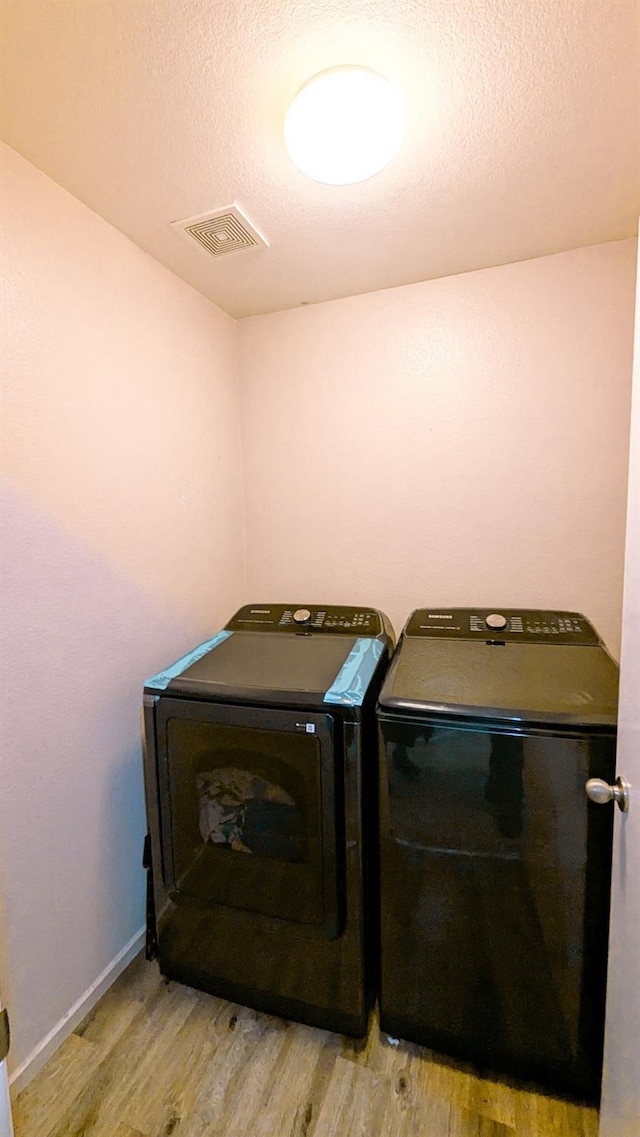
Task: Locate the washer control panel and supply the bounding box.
[226,604,383,635]
[405,608,600,645]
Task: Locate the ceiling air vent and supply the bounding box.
[172,204,269,259]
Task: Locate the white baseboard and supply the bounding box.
[9,926,145,1097]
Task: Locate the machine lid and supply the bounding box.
[378,636,619,728]
[145,627,387,708]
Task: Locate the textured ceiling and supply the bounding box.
[1,0,638,318]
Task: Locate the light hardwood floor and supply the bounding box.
[13,953,599,1137]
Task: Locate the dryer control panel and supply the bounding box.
[226,603,384,635]
[405,608,600,645]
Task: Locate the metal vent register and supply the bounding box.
[172,204,269,259]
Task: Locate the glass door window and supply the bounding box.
[156,700,340,931]
[197,765,303,861]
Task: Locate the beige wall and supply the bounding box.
[238,240,636,656]
[0,144,245,1077]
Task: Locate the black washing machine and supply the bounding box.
[377,608,618,1099]
[142,602,394,1036]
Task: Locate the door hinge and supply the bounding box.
[0,1008,9,1063]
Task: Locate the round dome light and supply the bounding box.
[284,66,404,186]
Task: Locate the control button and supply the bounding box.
[485,613,507,631]
[293,608,312,625]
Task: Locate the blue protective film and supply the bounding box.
[324,638,385,706]
[145,630,233,691]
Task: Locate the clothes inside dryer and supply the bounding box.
[197,766,300,856]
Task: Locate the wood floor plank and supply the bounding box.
[249,1025,337,1137]
[160,1004,292,1137]
[13,951,600,1137]
[120,988,236,1134]
[74,952,163,1056]
[579,1105,601,1137]
[13,957,165,1137]
[308,1056,383,1137]
[39,978,200,1137]
[449,1106,515,1137]
[396,1047,455,1137]
[88,984,204,1137]
[513,1090,599,1137]
[452,1068,517,1127]
[197,1017,291,1137]
[12,1034,98,1137]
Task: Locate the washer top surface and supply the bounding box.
[171,631,360,703]
[146,603,392,708]
[379,608,619,728]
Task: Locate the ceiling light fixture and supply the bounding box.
[284,66,404,186]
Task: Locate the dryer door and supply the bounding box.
[155,699,341,935]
